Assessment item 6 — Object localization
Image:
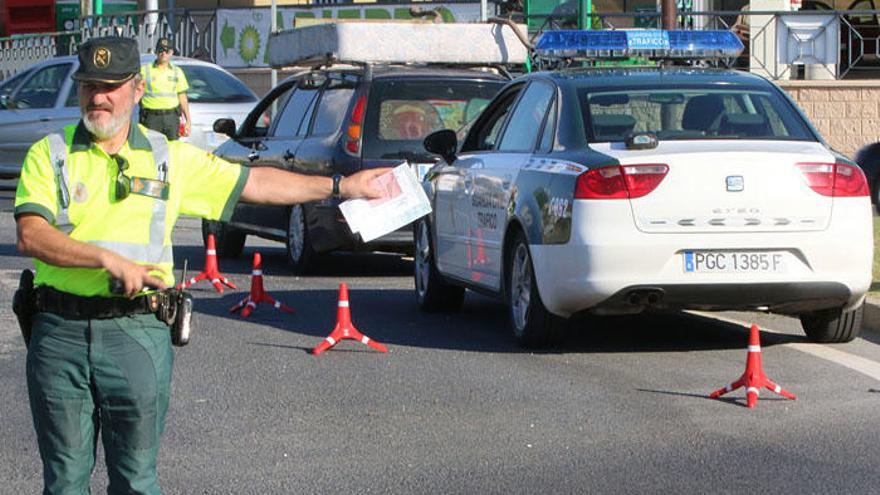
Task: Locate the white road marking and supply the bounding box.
[691,311,880,382]
[783,343,880,382]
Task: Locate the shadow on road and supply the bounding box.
[193,286,807,355]
[173,245,411,278]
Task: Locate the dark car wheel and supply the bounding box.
[799,302,864,343]
[201,219,246,258]
[286,204,317,273]
[506,232,568,348]
[414,219,465,312]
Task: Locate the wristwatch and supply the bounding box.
[331,174,343,200]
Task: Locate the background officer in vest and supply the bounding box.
[14,36,387,494]
[139,37,190,140]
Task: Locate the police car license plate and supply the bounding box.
[683,251,786,273]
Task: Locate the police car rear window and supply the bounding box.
[362,79,504,160]
[580,87,814,142]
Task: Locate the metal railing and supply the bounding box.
[4,6,880,81]
[0,8,216,80]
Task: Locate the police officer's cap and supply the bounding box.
[72,37,140,84]
[156,37,174,53]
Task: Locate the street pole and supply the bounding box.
[168,0,176,36]
[270,0,277,97]
[578,0,592,30]
[661,0,676,30]
[146,0,158,37]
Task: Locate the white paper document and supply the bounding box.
[339,163,432,243]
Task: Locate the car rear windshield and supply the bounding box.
[362,79,504,160]
[580,87,815,142]
[178,65,257,103]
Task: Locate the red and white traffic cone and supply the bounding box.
[230,252,295,318]
[180,233,237,293]
[710,324,796,408]
[312,283,388,356]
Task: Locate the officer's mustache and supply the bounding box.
[86,104,113,112]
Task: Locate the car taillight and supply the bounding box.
[345,95,366,155]
[795,162,869,197]
[574,164,669,199]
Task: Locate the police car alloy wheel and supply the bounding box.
[286,204,316,273]
[414,219,464,312]
[507,232,567,348]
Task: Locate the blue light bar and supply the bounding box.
[534,29,744,60]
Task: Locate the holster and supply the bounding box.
[12,269,36,348]
[156,288,193,347]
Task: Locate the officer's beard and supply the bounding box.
[82,100,134,141]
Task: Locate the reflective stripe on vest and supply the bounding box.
[46,133,73,235]
[44,130,172,265]
[143,63,181,99]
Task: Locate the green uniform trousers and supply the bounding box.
[27,312,173,495]
[139,108,180,141]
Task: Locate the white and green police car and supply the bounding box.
[415,30,872,348]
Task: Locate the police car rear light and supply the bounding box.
[575,164,668,200]
[345,95,367,155]
[796,162,869,197]
[534,29,743,60]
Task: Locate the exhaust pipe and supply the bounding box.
[626,289,665,308]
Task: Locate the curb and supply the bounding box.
[864,295,880,336]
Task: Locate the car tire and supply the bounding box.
[799,302,864,343]
[286,204,317,274]
[201,219,246,258]
[506,232,568,348]
[414,219,465,312]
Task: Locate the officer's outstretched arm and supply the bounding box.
[240,167,391,205]
[17,214,167,298]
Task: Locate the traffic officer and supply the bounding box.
[14,36,387,495]
[139,37,190,140]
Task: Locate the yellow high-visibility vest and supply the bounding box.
[140,62,189,110]
[14,122,249,296]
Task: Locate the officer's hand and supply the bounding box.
[103,253,167,298]
[340,168,393,200]
[184,121,191,137]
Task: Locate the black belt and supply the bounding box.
[35,286,159,319]
[141,107,179,115]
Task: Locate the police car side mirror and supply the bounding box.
[424,130,457,164]
[213,118,236,138]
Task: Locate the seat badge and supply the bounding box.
[726,175,744,192]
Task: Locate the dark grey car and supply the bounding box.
[208,65,506,272]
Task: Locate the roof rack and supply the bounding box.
[267,22,529,69]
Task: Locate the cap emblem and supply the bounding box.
[94,47,111,68]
